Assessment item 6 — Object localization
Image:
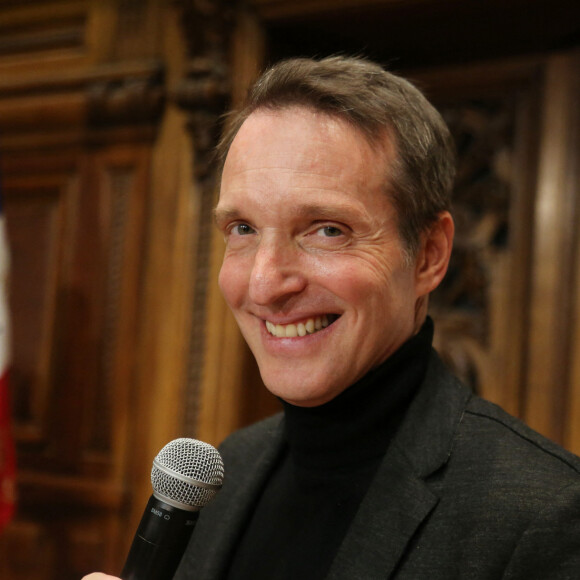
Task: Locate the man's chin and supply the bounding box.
[262,376,345,408]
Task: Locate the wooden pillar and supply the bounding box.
[524,51,580,446]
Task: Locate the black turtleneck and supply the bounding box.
[226,319,434,580]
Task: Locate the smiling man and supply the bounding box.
[85,56,580,580]
[215,105,452,408]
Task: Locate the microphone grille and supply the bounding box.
[151,438,224,510]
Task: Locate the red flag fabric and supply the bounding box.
[0,200,15,532]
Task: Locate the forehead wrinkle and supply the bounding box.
[225,165,343,181]
[224,162,368,199]
[291,201,365,220]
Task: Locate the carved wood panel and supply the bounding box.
[172,0,237,437]
[0,146,150,579]
[429,90,534,417]
[0,1,189,578]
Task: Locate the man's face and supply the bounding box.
[216,107,426,407]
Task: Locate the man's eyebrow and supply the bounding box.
[213,207,240,225]
[291,202,363,221]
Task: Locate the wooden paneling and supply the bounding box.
[526,52,580,448]
[0,1,184,578]
[1,149,149,475]
[0,1,91,75]
[5,168,67,444]
[0,145,150,577]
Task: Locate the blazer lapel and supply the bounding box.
[328,353,472,579]
[327,445,439,580]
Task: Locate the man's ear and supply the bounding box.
[414,211,454,297]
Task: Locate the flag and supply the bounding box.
[0,188,15,533]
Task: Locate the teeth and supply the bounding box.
[265,316,335,338]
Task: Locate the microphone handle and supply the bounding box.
[121,495,199,580]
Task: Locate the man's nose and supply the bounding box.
[248,238,307,306]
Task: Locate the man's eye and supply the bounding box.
[317,225,343,237]
[232,223,255,235]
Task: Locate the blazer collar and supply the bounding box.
[394,352,471,478]
[327,352,472,579]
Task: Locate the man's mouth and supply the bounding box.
[265,315,339,338]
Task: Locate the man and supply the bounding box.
[86,56,580,579]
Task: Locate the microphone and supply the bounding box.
[121,438,225,580]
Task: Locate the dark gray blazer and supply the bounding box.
[175,353,580,579]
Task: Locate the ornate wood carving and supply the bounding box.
[87,67,166,129]
[429,96,521,397]
[0,2,178,578]
[173,0,234,178]
[172,0,235,432]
